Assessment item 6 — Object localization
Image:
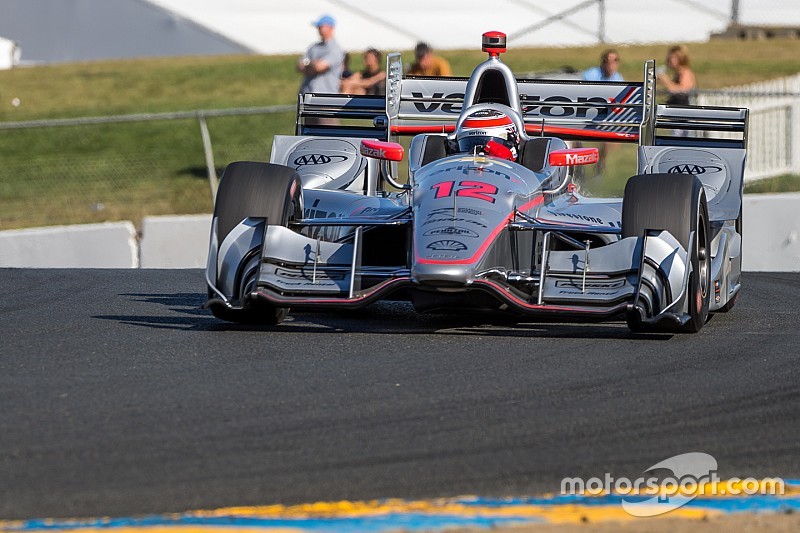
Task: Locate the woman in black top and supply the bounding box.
[658,44,697,105]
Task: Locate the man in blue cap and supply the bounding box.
[297,14,345,95]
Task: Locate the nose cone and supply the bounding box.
[409,155,529,288]
[411,262,476,287]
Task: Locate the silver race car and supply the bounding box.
[206,32,747,333]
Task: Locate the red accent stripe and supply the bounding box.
[415,195,545,265]
[463,117,512,128]
[390,124,637,141]
[613,86,638,114]
[256,277,409,305]
[473,279,628,314]
[391,124,456,134]
[531,125,639,140]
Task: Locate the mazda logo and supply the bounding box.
[668,164,722,175]
[293,154,348,167]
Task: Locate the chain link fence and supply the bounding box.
[0,108,295,230]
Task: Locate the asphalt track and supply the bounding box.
[0,269,798,521]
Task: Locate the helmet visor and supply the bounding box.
[458,135,493,154]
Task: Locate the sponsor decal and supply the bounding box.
[274,268,346,281]
[558,290,620,296]
[361,146,386,159]
[423,226,479,238]
[555,279,625,289]
[353,206,380,216]
[411,92,617,119]
[422,217,488,228]
[426,240,468,251]
[293,154,348,168]
[523,95,612,118]
[427,207,485,217]
[267,279,340,288]
[411,92,464,114]
[566,152,596,165]
[545,210,605,225]
[667,164,723,175]
[428,164,512,180]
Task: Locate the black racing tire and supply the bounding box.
[622,173,711,333]
[209,161,302,325]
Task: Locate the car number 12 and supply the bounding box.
[430,181,498,204]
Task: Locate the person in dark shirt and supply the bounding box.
[340,48,385,95]
[407,42,451,77]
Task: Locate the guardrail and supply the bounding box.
[2,193,798,271]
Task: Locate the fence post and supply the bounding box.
[197,112,218,200]
[598,0,606,43]
[792,100,800,176]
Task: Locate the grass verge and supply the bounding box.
[1,39,800,229]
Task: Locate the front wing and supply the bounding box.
[207,217,700,327]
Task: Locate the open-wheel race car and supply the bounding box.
[205,32,748,333]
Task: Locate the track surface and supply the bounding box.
[0,269,798,520]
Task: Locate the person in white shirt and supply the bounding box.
[582,49,623,82]
[297,14,345,95]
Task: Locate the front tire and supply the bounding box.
[209,162,302,325]
[622,173,710,333]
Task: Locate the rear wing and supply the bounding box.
[295,93,387,140]
[647,104,749,149]
[392,76,644,141]
[295,53,747,148]
[296,54,645,143]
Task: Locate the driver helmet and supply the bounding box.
[456,108,520,161]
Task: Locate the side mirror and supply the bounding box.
[360,139,408,191]
[548,147,599,167]
[360,140,404,162]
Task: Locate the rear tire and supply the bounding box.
[622,173,710,333]
[209,162,302,325]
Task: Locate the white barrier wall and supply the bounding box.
[139,214,211,268]
[742,193,800,272]
[0,221,138,268]
[1,195,799,271]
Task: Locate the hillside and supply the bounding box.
[1,39,799,229]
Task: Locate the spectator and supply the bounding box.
[582,49,623,82]
[658,44,697,105]
[407,42,452,77]
[297,14,345,95]
[340,48,386,95]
